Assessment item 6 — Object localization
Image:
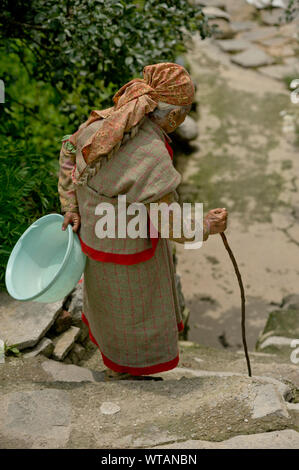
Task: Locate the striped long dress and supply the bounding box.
[58,116,184,375]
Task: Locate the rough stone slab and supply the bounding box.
[261,8,287,25]
[193,0,226,8]
[216,39,253,52]
[258,63,299,80]
[78,323,89,343]
[287,403,299,411]
[202,6,231,21]
[161,367,292,399]
[260,335,295,350]
[72,343,86,360]
[240,27,279,41]
[0,292,62,350]
[52,326,80,361]
[251,383,289,419]
[22,337,54,359]
[53,309,72,334]
[282,293,299,310]
[0,389,71,449]
[41,359,105,382]
[175,116,199,142]
[230,21,257,32]
[237,350,277,357]
[68,282,83,326]
[100,402,121,415]
[231,47,274,67]
[152,430,299,449]
[258,36,288,47]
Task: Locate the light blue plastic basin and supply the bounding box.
[5,213,86,303]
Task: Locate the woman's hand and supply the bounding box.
[62,212,81,233]
[204,208,228,235]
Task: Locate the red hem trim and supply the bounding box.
[164,138,174,160]
[81,312,180,376]
[78,233,159,265]
[78,213,159,265]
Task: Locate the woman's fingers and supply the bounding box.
[61,212,81,232]
[72,215,81,232]
[206,208,228,234]
[62,213,72,231]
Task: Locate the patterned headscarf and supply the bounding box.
[69,62,195,165]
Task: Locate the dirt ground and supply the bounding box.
[174,4,299,351]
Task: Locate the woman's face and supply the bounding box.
[161,105,191,134]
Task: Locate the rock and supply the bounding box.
[240,26,279,42]
[0,291,62,350]
[193,0,226,8]
[0,389,71,449]
[231,47,274,67]
[246,0,288,8]
[258,36,288,47]
[287,403,299,411]
[53,309,72,334]
[202,7,231,21]
[258,63,299,80]
[78,322,89,343]
[52,326,81,361]
[236,350,277,357]
[261,8,287,25]
[72,343,86,361]
[63,357,73,364]
[259,335,296,353]
[230,21,257,32]
[41,359,105,382]
[22,337,54,359]
[209,18,235,39]
[100,402,121,415]
[152,430,299,449]
[281,293,299,310]
[67,343,85,364]
[162,367,292,400]
[257,308,299,343]
[175,116,199,142]
[251,383,289,419]
[68,282,83,327]
[216,39,253,52]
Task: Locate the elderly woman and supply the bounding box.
[58,63,227,380]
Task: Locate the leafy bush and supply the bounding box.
[0,0,212,125]
[0,141,61,289]
[0,0,213,291]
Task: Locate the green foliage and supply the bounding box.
[0,0,212,291]
[3,341,21,357]
[0,0,211,125]
[0,141,61,288]
[284,0,299,23]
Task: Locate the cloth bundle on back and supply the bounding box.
[58,62,196,379]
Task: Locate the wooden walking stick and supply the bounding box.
[219,232,252,377]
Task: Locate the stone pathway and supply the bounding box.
[0,342,298,449]
[175,0,299,351]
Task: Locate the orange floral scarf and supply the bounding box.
[69,62,194,165]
